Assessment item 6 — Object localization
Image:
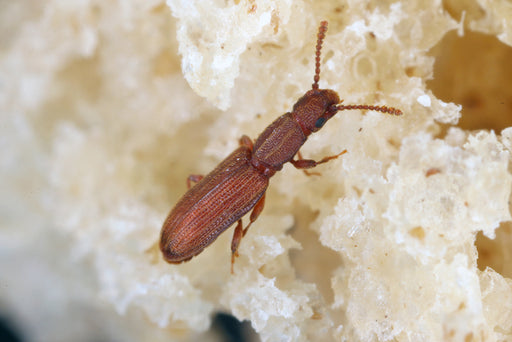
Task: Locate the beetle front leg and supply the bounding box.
[290,149,347,176]
[230,193,266,274]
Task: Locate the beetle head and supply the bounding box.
[292,88,341,135]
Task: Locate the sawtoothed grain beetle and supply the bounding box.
[160,21,402,273]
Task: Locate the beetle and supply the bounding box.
[160,21,402,273]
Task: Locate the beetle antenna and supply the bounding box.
[336,104,403,116]
[312,21,328,91]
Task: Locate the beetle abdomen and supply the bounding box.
[160,146,268,263]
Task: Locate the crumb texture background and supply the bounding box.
[1,0,512,341]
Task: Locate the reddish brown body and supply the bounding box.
[160,21,402,272]
[160,145,268,262]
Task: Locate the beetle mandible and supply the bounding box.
[160,21,402,273]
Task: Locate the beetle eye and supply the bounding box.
[315,117,326,128]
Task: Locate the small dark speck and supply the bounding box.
[425,168,441,177]
[358,127,362,132]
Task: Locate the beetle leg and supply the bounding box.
[231,219,243,274]
[291,150,347,176]
[230,193,266,273]
[244,193,265,236]
[292,151,321,176]
[239,134,254,151]
[186,174,204,189]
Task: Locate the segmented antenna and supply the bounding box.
[336,104,403,116]
[311,21,403,116]
[312,21,328,91]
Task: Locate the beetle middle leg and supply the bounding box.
[186,174,204,189]
[239,134,254,150]
[230,193,266,273]
[291,150,347,176]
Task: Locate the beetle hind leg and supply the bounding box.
[231,219,243,274]
[230,193,266,274]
